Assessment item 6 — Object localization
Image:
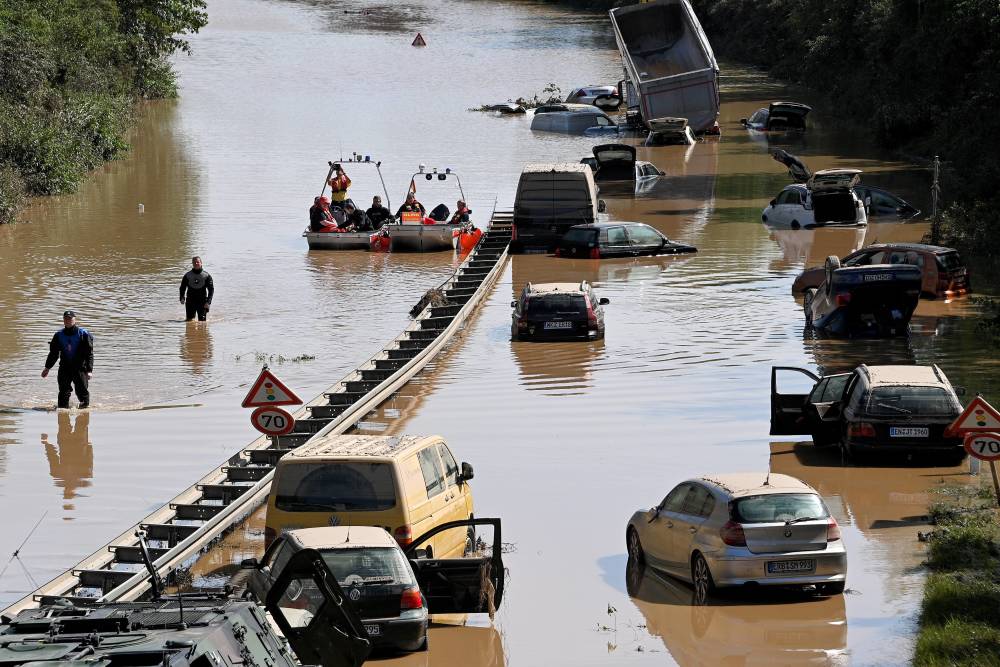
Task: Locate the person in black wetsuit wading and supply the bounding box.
[179,256,215,321]
[41,310,94,409]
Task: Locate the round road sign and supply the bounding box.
[964,432,1000,461]
[251,406,295,436]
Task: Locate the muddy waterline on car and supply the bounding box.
[0,0,996,664]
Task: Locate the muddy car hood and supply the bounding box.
[808,169,862,191]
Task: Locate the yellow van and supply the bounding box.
[265,434,475,559]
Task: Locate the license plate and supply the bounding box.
[766,559,815,574]
[891,427,929,437]
[364,624,381,636]
[863,273,892,282]
[543,321,573,329]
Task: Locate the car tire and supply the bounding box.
[819,581,846,596]
[626,527,644,564]
[791,220,801,230]
[691,553,716,603]
[415,634,429,652]
[803,290,815,326]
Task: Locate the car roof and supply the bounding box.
[526,281,589,295]
[856,242,957,255]
[522,163,591,174]
[783,183,808,192]
[570,221,648,229]
[859,365,948,387]
[287,434,435,461]
[285,526,398,550]
[813,168,863,177]
[695,473,816,498]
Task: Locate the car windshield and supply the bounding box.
[527,294,586,317]
[275,462,397,511]
[866,386,959,417]
[733,493,828,524]
[323,547,415,587]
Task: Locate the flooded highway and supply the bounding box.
[0,0,997,664]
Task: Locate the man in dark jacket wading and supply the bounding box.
[179,256,215,321]
[41,310,94,409]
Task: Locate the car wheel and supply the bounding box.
[791,219,801,230]
[819,581,846,596]
[692,553,715,603]
[803,290,815,326]
[626,527,645,563]
[415,633,429,652]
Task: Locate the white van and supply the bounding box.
[512,163,605,252]
[530,108,619,134]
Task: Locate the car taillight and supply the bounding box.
[589,247,601,259]
[264,526,276,549]
[848,422,876,438]
[400,587,423,610]
[585,295,598,327]
[511,225,518,241]
[835,293,852,306]
[394,525,413,546]
[827,517,841,542]
[720,520,746,547]
[554,247,561,257]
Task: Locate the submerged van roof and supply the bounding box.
[521,163,591,174]
[285,434,437,461]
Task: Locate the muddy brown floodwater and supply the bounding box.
[1,0,997,664]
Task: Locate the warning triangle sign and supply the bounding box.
[242,368,302,408]
[411,32,426,47]
[946,396,1000,436]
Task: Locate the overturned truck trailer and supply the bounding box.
[609,0,720,132]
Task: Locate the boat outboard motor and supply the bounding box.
[429,203,450,222]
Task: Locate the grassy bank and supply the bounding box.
[0,0,207,223]
[916,481,1000,666]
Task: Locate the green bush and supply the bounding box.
[915,615,1000,667]
[0,164,25,224]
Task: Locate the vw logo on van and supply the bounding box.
[328,515,342,527]
[349,588,361,601]
[784,529,793,538]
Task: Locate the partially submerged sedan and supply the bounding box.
[793,243,970,299]
[626,473,846,601]
[803,256,921,336]
[579,144,664,183]
[554,222,696,259]
[770,365,964,461]
[741,102,812,131]
[762,169,868,229]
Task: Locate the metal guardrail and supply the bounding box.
[2,211,512,616]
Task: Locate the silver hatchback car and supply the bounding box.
[626,473,847,599]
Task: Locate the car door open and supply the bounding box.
[770,366,821,435]
[405,518,504,615]
[265,548,371,667]
[804,373,851,445]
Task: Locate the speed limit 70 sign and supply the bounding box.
[964,432,1000,461]
[251,406,295,436]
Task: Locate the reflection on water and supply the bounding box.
[41,412,93,507]
[180,322,214,375]
[625,558,848,665]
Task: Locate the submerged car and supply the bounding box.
[554,222,696,259]
[246,519,504,654]
[511,281,609,340]
[793,243,969,299]
[741,102,812,131]
[626,473,847,601]
[645,116,696,146]
[770,365,964,461]
[803,256,921,337]
[566,85,619,105]
[530,106,619,134]
[852,185,920,218]
[762,169,868,229]
[579,144,664,183]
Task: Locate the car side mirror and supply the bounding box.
[769,199,776,206]
[597,199,607,213]
[458,461,474,483]
[511,301,518,308]
[241,558,259,569]
[954,386,967,396]
[646,507,659,521]
[739,118,748,126]
[412,545,433,559]
[599,297,610,305]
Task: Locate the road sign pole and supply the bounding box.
[990,461,1000,508]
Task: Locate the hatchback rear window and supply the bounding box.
[936,252,963,271]
[866,386,959,417]
[527,294,586,317]
[275,462,396,512]
[563,228,596,245]
[323,547,414,587]
[733,494,828,524]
